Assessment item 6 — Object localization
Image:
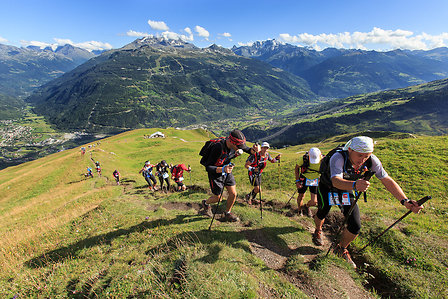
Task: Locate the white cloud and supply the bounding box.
[148,19,169,31]
[0,36,8,43]
[20,40,54,50]
[161,31,194,42]
[184,27,192,35]
[279,27,448,51]
[237,41,254,47]
[21,38,113,52]
[195,25,210,40]
[126,30,151,37]
[221,32,231,38]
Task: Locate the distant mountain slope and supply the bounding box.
[233,40,448,98]
[0,93,25,120]
[0,43,96,98]
[301,50,448,98]
[27,37,316,133]
[242,78,448,146]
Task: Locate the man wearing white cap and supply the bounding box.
[295,147,322,217]
[312,136,423,268]
[244,142,281,204]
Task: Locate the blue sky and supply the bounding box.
[1,0,447,51]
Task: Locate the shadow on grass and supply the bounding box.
[146,226,301,265]
[25,214,204,269]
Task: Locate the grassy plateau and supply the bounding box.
[0,128,446,298]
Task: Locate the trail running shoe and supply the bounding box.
[302,205,311,217]
[312,229,323,246]
[223,212,239,222]
[245,193,252,205]
[200,200,213,218]
[334,245,357,269]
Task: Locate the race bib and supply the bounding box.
[305,178,319,186]
[328,192,351,206]
[163,173,169,179]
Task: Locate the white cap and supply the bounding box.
[309,147,322,164]
[343,136,374,153]
[261,142,270,148]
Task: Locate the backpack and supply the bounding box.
[318,145,346,187]
[199,137,225,166]
[300,152,310,174]
[319,145,372,187]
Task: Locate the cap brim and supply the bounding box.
[237,144,251,151]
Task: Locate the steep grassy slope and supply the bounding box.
[243,78,448,146]
[0,129,446,298]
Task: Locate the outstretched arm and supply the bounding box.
[380,176,423,213]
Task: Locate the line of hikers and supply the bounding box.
[198,129,424,268]
[139,160,191,192]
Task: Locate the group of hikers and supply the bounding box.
[84,161,120,185]
[197,129,424,268]
[139,160,191,192]
[79,129,424,269]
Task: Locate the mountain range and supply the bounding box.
[232,40,448,98]
[0,43,96,99]
[26,37,316,132]
[242,77,448,146]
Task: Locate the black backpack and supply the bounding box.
[300,152,310,174]
[319,145,345,187]
[319,145,373,187]
[199,137,225,166]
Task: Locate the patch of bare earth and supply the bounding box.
[240,209,375,299]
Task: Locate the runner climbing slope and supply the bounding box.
[139,161,158,190]
[244,142,280,205]
[295,148,322,217]
[313,136,423,268]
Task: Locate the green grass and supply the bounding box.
[0,128,447,298]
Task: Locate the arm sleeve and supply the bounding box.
[330,152,345,179]
[370,154,389,180]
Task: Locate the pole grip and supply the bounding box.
[416,195,431,206]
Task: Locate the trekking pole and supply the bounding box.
[278,158,281,191]
[325,170,375,257]
[209,163,234,231]
[358,195,431,253]
[188,164,192,186]
[258,173,263,220]
[286,189,298,206]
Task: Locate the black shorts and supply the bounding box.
[248,173,261,187]
[208,173,236,195]
[315,183,361,235]
[297,184,317,194]
[175,180,185,187]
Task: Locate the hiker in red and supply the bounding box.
[245,142,281,205]
[199,129,259,222]
[171,163,191,191]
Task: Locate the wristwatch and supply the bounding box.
[400,198,409,205]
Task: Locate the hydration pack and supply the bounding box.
[199,137,226,166]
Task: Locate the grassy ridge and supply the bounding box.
[0,128,447,297]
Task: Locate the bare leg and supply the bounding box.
[339,228,357,248]
[225,185,237,212]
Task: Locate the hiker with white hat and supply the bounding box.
[295,147,323,217]
[312,136,423,268]
[244,142,281,204]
